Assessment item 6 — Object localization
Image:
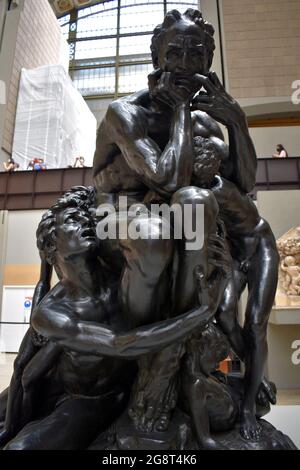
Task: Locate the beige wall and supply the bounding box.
[0,1,8,44]
[0,209,44,317]
[0,208,60,317]
[222,0,300,100]
[219,0,300,159]
[199,0,223,84]
[267,324,300,389]
[0,0,68,163]
[257,190,300,239]
[5,210,45,265]
[249,126,300,158]
[0,210,8,310]
[257,190,300,388]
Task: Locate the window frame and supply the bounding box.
[59,0,200,100]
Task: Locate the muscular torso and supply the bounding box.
[93,89,224,196]
[41,284,134,398]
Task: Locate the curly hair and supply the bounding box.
[192,136,228,188]
[198,322,230,364]
[36,186,95,265]
[151,9,215,69]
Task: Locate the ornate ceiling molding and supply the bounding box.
[49,0,109,17]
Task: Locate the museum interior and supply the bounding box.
[0,0,299,450]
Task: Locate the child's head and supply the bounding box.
[192,136,229,188]
[196,322,230,375]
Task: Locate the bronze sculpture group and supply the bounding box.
[0,9,297,450]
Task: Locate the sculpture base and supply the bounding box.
[89,410,195,450]
[89,413,297,450]
[210,420,297,450]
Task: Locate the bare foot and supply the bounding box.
[155,411,171,432]
[240,410,262,440]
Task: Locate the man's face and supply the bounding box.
[55,207,98,260]
[158,21,209,76]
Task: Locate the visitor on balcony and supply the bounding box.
[3,158,19,172]
[273,144,288,158]
[27,158,47,171]
[73,156,86,168]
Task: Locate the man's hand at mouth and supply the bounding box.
[191,71,246,126]
[149,71,198,108]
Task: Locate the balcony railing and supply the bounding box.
[0,167,93,210]
[251,156,300,198]
[0,157,300,210]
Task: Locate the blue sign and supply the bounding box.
[24,300,31,309]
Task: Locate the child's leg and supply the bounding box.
[205,379,238,432]
[183,375,236,449]
[215,264,247,360]
[240,239,279,440]
[182,376,214,449]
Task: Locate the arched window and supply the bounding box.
[58,0,200,122]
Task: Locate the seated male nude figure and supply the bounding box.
[1,187,228,450]
[92,9,258,435]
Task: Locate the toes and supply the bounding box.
[241,424,262,441]
[145,405,155,420]
[252,424,262,440]
[240,426,250,440]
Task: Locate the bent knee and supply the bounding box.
[244,319,268,340]
[121,217,173,271]
[171,187,219,222]
[172,186,217,208]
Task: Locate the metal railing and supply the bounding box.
[0,156,300,210]
[251,156,300,198]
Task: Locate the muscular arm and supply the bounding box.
[31,293,221,359]
[221,116,257,194]
[94,99,193,197]
[192,73,257,194]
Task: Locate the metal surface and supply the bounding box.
[0,7,297,451]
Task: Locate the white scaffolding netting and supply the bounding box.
[12,65,97,170]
